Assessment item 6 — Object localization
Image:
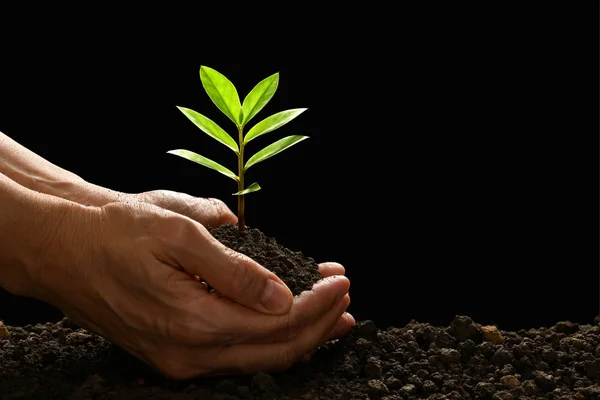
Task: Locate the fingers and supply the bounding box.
[192,197,238,227]
[139,191,237,227]
[328,311,356,340]
[168,274,350,346]
[209,275,349,340]
[203,291,351,375]
[159,216,352,341]
[299,310,355,364]
[318,262,354,341]
[159,219,292,315]
[318,262,345,277]
[200,242,294,314]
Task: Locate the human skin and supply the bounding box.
[0,132,355,379]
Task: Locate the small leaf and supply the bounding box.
[167,149,238,181]
[200,66,242,125]
[177,106,239,153]
[245,135,309,170]
[232,182,261,195]
[241,72,279,126]
[244,108,307,144]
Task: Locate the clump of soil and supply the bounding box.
[1,225,599,399]
[207,224,322,296]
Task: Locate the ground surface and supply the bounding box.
[1,225,598,399]
[1,316,599,399]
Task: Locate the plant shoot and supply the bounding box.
[168,66,308,231]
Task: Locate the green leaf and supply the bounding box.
[177,106,239,153]
[232,182,261,195]
[241,72,279,126]
[244,108,307,144]
[167,149,238,181]
[245,135,309,170]
[200,66,242,125]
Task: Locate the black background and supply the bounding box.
[0,7,597,332]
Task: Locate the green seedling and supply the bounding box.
[168,66,308,232]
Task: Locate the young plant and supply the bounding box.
[168,66,308,232]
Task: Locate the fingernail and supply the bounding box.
[261,279,292,312]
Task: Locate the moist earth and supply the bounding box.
[0,225,598,399]
[206,224,322,296]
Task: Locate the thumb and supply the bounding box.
[172,225,294,315]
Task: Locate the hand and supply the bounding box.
[124,190,356,351]
[36,200,353,380]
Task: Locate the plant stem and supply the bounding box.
[237,125,245,232]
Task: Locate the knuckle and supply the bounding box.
[165,216,200,243]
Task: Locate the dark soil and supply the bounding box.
[1,225,599,399]
[207,224,322,296]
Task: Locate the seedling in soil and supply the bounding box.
[168,66,308,232]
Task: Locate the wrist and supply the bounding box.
[28,199,102,305]
[2,166,122,207]
[0,133,122,206]
[0,174,99,300]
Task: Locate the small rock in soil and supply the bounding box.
[0,320,10,340]
[499,374,520,390]
[450,315,482,343]
[367,379,390,399]
[480,324,504,344]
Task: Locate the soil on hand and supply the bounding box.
[207,224,322,296]
[1,226,598,399]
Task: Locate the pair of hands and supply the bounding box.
[39,189,354,380]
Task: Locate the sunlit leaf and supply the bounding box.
[245,135,308,170]
[241,73,279,126]
[200,66,242,125]
[232,182,261,195]
[177,106,238,153]
[244,108,307,144]
[167,149,238,181]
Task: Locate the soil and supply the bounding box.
[205,224,323,296]
[1,224,599,399]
